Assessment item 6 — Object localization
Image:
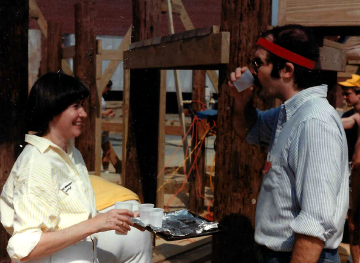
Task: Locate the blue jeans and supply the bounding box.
[259,247,340,263]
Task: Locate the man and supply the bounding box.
[339,74,360,263]
[229,25,349,263]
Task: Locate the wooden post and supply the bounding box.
[74,1,98,172]
[189,70,206,213]
[212,0,272,262]
[95,39,102,176]
[125,0,161,204]
[157,70,166,209]
[166,0,191,173]
[0,0,28,260]
[47,21,62,72]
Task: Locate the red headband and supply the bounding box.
[256,38,316,70]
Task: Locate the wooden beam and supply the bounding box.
[47,21,62,72]
[100,26,131,95]
[166,0,191,173]
[95,39,102,176]
[101,49,123,61]
[0,1,28,260]
[124,32,230,69]
[318,46,346,72]
[29,0,48,38]
[172,2,219,92]
[29,8,39,18]
[189,70,206,214]
[157,70,166,209]
[74,1,97,172]
[160,1,182,15]
[122,69,130,186]
[61,59,74,76]
[62,45,75,59]
[278,0,360,27]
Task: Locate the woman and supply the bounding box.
[0,72,134,262]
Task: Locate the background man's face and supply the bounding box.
[342,87,360,107]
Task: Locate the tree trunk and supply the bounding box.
[189,70,206,213]
[213,1,272,262]
[0,0,28,260]
[47,21,62,73]
[74,1,98,172]
[125,0,161,204]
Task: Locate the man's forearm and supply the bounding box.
[290,234,324,263]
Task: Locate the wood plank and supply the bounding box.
[61,59,74,76]
[122,69,130,187]
[206,70,219,93]
[189,70,206,213]
[29,0,48,38]
[47,21,62,72]
[323,39,344,50]
[29,8,39,18]
[100,26,131,94]
[153,236,212,263]
[157,70,166,209]
[160,1,182,15]
[345,65,359,73]
[164,179,189,194]
[173,0,195,31]
[101,120,187,136]
[101,49,123,61]
[318,46,346,72]
[123,32,230,69]
[277,0,287,26]
[62,45,75,59]
[278,0,360,27]
[95,40,102,176]
[195,25,220,37]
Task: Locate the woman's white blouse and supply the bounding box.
[0,135,97,262]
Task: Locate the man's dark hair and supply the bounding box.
[261,24,321,88]
[26,72,89,135]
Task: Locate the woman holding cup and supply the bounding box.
[0,72,134,262]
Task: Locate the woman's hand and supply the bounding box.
[91,209,134,234]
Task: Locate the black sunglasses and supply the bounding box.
[252,59,265,73]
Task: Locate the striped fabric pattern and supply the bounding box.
[0,135,97,261]
[247,85,349,251]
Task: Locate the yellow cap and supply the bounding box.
[339,74,360,87]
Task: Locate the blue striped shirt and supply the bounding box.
[247,85,349,251]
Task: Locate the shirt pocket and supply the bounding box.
[262,153,284,191]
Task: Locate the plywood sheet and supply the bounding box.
[278,0,360,26]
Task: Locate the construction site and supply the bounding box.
[1,0,360,262]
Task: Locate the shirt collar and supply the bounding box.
[25,134,74,154]
[283,85,328,120]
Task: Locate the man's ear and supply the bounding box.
[281,62,295,79]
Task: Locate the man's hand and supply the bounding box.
[291,234,324,263]
[228,67,256,139]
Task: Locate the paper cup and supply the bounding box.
[115,202,133,235]
[139,204,154,225]
[149,208,164,228]
[233,69,255,92]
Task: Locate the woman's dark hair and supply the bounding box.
[261,24,321,88]
[26,72,89,135]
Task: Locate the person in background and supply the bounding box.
[229,24,348,263]
[340,74,360,263]
[90,175,152,263]
[0,72,134,262]
[101,80,115,172]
